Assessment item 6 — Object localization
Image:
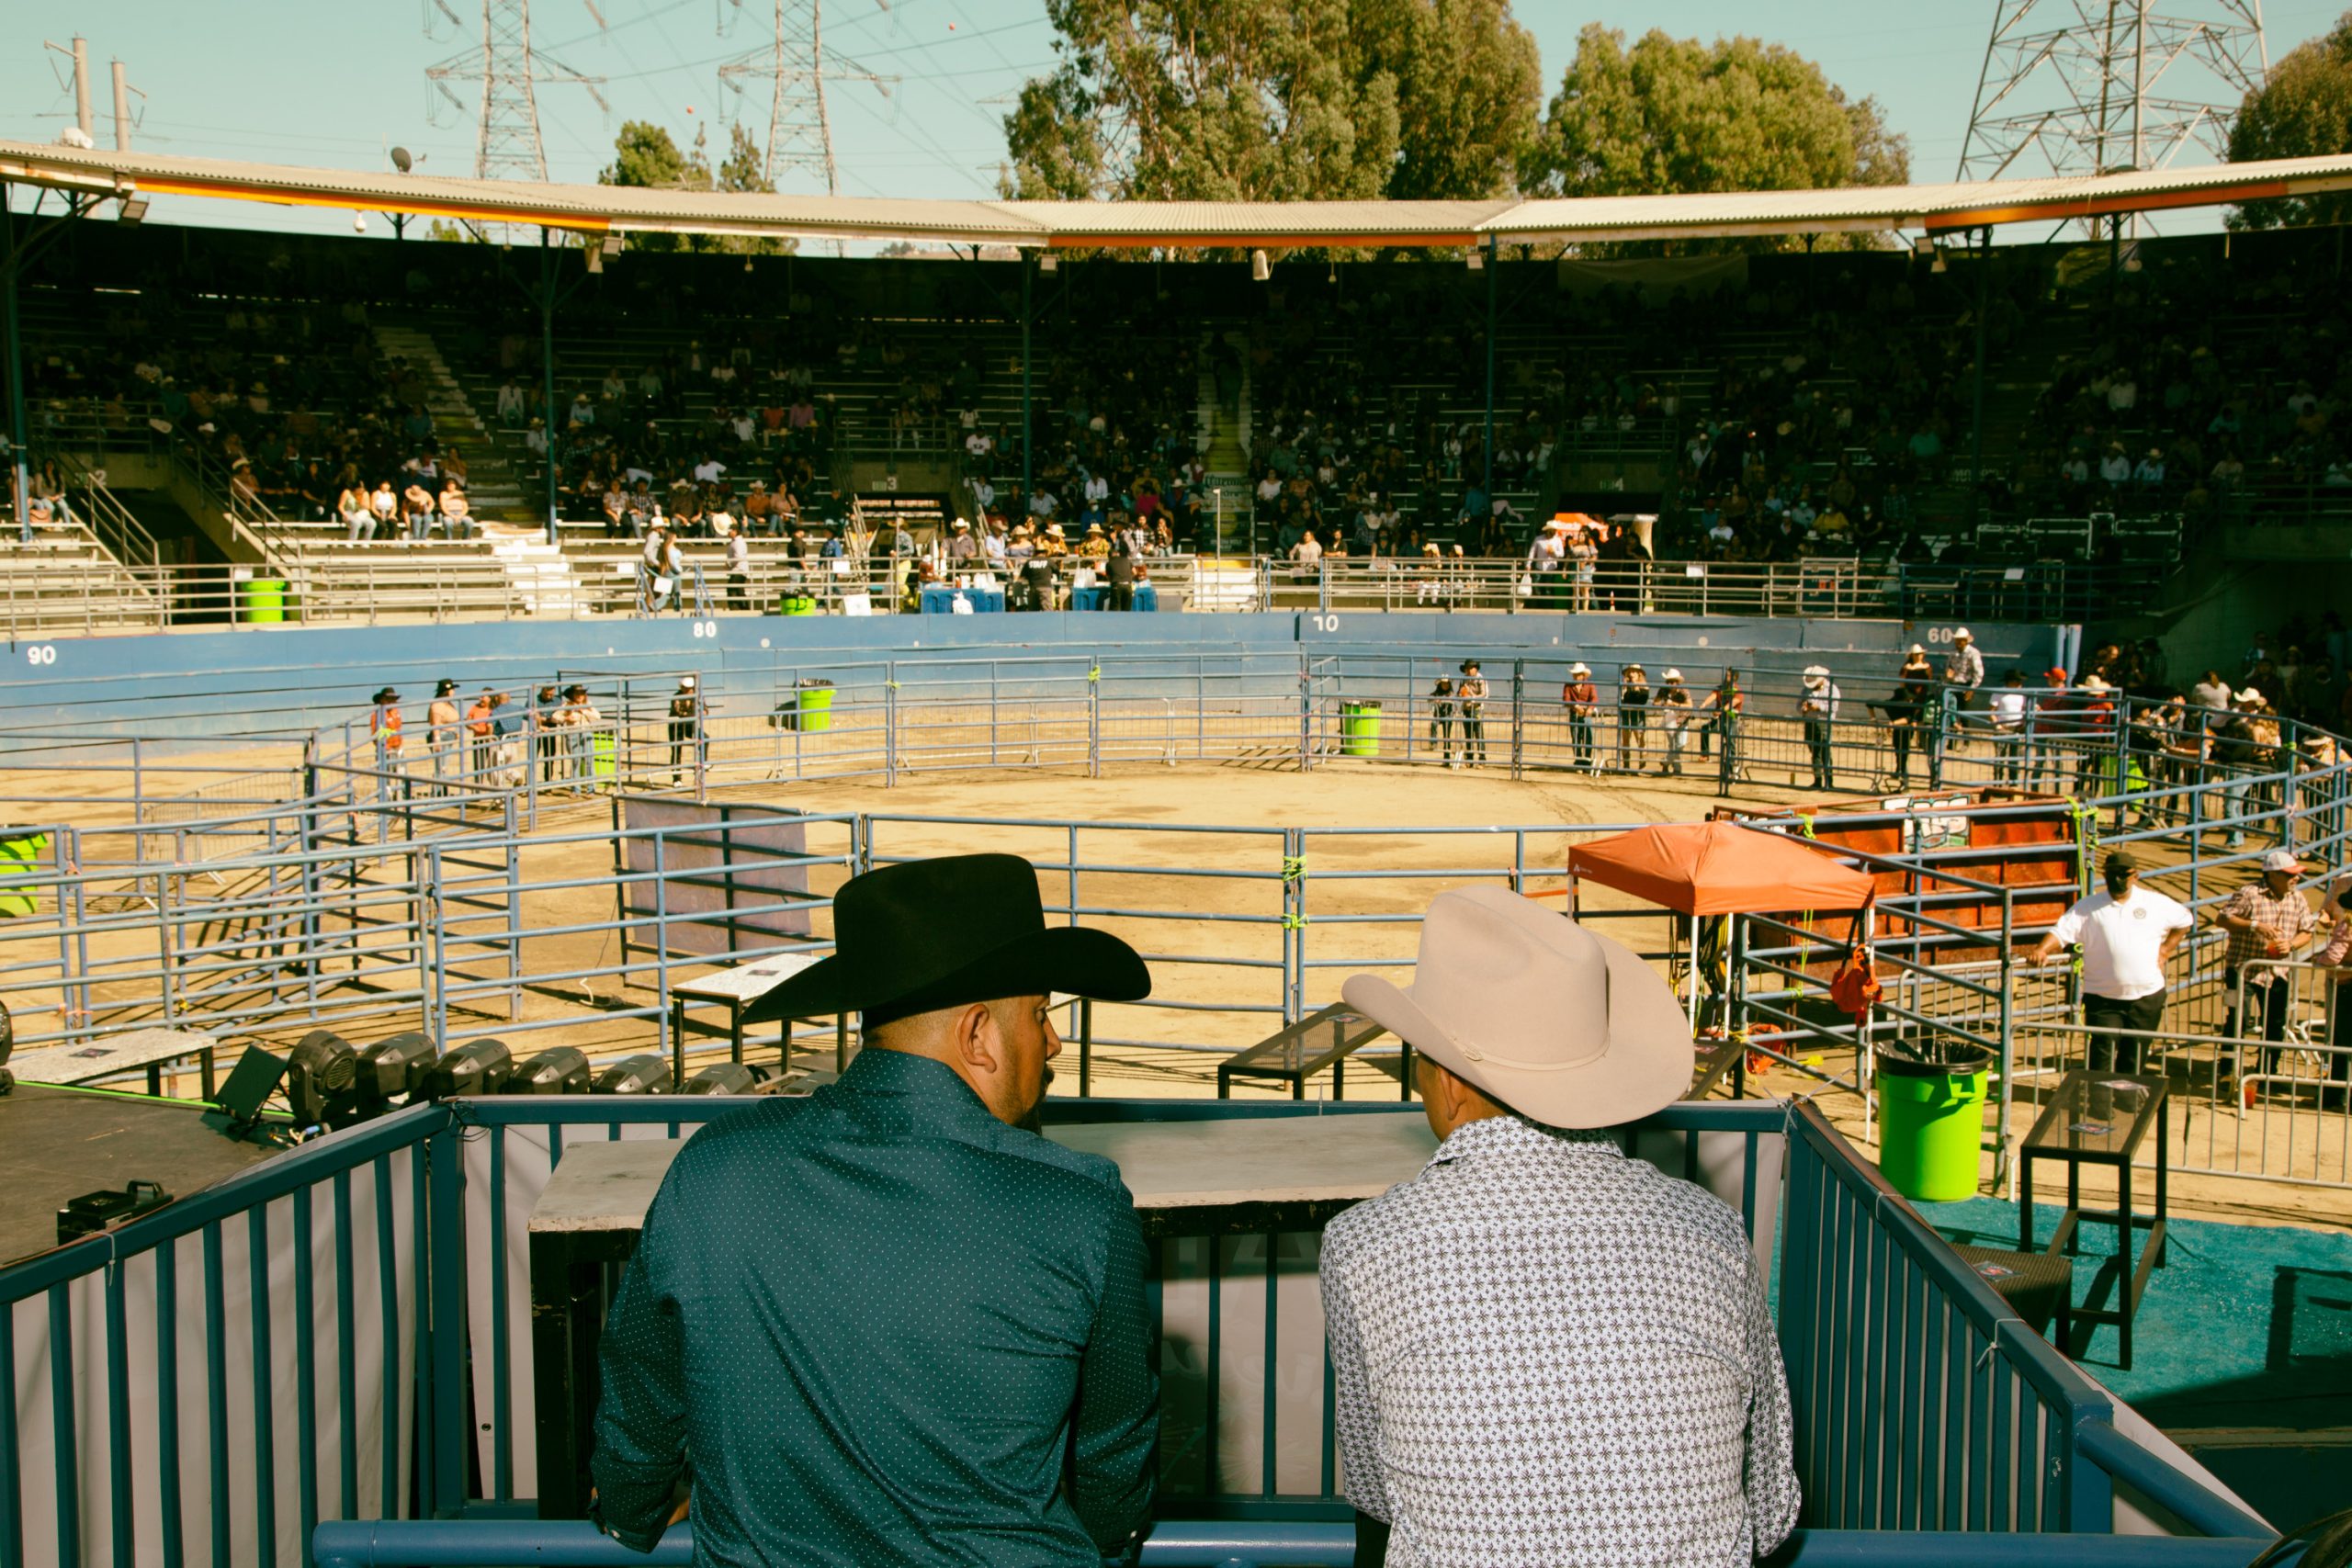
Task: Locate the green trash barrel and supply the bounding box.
[239,577,288,624]
[1340,700,1382,758]
[781,595,816,617]
[797,681,835,734]
[1875,1037,1993,1201]
[593,732,617,780]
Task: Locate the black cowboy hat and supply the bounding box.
[373,687,401,703]
[741,853,1150,1028]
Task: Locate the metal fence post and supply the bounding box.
[423,843,445,1044]
[426,1118,469,1517]
[1088,662,1102,779]
[1297,654,1312,773]
[884,663,899,788]
[1283,826,1306,1027]
[1510,659,1525,780]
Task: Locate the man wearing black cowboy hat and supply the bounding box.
[592,854,1160,1565]
[368,686,406,799]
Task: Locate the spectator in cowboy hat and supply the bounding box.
[368,687,406,796]
[1456,660,1489,767]
[1800,665,1841,790]
[1561,661,1600,772]
[592,855,1158,1562]
[1320,887,1798,1567]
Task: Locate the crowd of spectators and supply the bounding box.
[2007,251,2352,527]
[18,272,491,542]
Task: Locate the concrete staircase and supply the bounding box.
[482,523,584,616]
[1198,333,1252,549]
[372,322,531,522]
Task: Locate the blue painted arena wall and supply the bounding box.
[0,612,2070,743]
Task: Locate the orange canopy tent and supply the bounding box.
[1567,820,1875,916]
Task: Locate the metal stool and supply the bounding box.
[1953,1244,2075,1347]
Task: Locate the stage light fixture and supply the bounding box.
[117,197,148,226]
[1038,254,1057,274]
[416,1039,513,1100]
[357,1032,440,1110]
[288,1029,362,1128]
[1914,233,1935,257]
[592,1054,672,1094]
[506,1046,592,1095]
[677,1062,759,1095]
[1930,248,1947,275]
[1250,249,1269,282]
[586,246,603,274]
[1464,249,1483,272]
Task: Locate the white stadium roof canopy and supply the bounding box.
[7,141,2352,249]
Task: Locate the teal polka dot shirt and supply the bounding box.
[591,1047,1159,1564]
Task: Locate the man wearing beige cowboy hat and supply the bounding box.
[1320,887,1798,1567]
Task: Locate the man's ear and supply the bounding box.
[953,1001,1002,1077]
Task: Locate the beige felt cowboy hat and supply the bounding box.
[1342,886,1690,1129]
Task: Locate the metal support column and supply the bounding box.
[3,232,28,546]
[1020,255,1034,513]
[1969,227,1990,526]
[539,231,560,547]
[1481,236,1498,505]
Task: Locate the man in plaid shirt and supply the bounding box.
[2219,849,2321,1104]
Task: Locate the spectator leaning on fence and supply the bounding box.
[1990,671,2028,785]
[1322,887,1800,1568]
[559,685,600,791]
[2305,874,2352,1111]
[1616,663,1649,773]
[1656,669,1693,775]
[2031,851,2193,1076]
[1562,663,1600,773]
[2219,849,2321,1106]
[369,687,404,794]
[426,679,461,794]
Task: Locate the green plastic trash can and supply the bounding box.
[797,680,834,734]
[1340,700,1382,758]
[781,595,816,617]
[593,732,616,780]
[1875,1037,1993,1201]
[239,576,288,624]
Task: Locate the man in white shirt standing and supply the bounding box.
[2031,851,2194,1074]
[1989,670,2029,784]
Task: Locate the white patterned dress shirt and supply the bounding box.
[1319,1116,1800,1567]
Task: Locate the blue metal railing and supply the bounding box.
[0,1097,2271,1567]
[307,1519,2283,1567]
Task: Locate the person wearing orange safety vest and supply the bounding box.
[369,687,409,801]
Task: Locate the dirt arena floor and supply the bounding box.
[6,743,2346,1229]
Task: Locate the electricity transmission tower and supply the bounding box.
[424,0,608,182]
[1957,0,2267,210]
[718,0,893,197]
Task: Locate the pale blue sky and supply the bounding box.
[5,0,2346,237]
